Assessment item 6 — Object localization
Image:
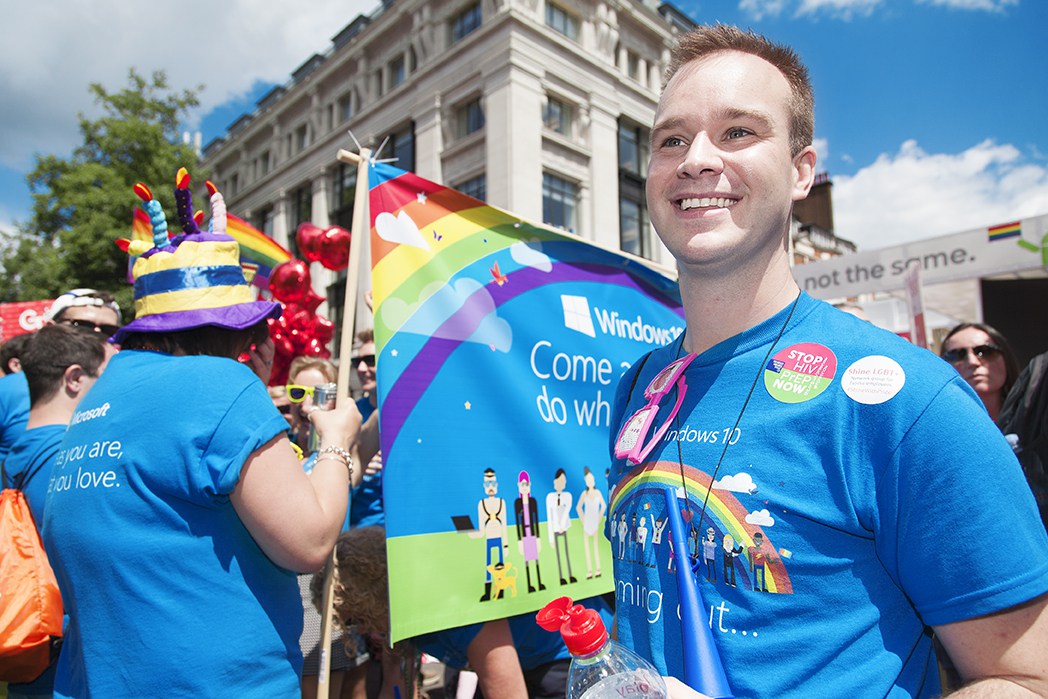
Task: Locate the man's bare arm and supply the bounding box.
[934,593,1048,697]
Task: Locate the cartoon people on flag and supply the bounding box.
[478,468,508,602]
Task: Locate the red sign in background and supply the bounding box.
[0,300,54,342]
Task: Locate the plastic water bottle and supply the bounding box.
[537,597,667,699]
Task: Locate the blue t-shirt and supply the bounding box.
[0,371,30,461]
[3,423,66,694]
[351,396,384,527]
[3,423,66,525]
[607,294,1048,698]
[42,350,297,698]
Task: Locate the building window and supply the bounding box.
[543,96,573,137]
[331,163,357,230]
[295,125,308,153]
[229,173,239,196]
[619,119,650,257]
[389,55,406,89]
[451,2,482,43]
[543,172,578,233]
[627,51,640,81]
[456,97,485,139]
[619,189,648,258]
[618,121,648,177]
[259,150,271,177]
[545,3,578,41]
[456,174,486,201]
[289,184,313,259]
[386,123,416,173]
[256,205,275,237]
[338,93,354,122]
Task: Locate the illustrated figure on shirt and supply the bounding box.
[515,470,545,593]
[722,533,743,588]
[628,512,639,563]
[636,512,649,566]
[702,527,718,582]
[749,531,775,593]
[546,468,576,585]
[649,516,667,569]
[478,468,508,602]
[689,522,701,568]
[576,466,607,579]
[617,513,628,559]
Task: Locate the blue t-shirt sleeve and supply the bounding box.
[197,377,292,498]
[413,623,482,668]
[876,375,1048,626]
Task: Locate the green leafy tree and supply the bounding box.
[0,69,205,311]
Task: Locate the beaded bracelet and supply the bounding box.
[315,445,354,476]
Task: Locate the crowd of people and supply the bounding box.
[2,22,1047,699]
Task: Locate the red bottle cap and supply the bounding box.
[536,596,608,656]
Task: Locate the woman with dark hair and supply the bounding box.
[940,322,1020,421]
[42,170,362,698]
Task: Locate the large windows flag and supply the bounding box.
[367,161,685,642]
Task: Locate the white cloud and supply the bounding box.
[832,139,1048,250]
[916,0,1018,11]
[745,509,775,526]
[0,0,379,169]
[738,0,788,20]
[796,0,883,19]
[812,137,830,164]
[713,472,759,494]
[743,0,1017,20]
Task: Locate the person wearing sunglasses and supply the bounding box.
[940,322,1020,422]
[1,324,111,699]
[42,171,363,698]
[283,355,371,699]
[608,25,1048,699]
[44,288,123,341]
[349,327,384,530]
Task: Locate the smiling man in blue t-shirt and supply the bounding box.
[608,23,1048,699]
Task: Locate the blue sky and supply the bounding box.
[1,0,1045,252]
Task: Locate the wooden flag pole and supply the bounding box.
[316,146,371,699]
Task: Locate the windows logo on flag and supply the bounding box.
[561,294,595,337]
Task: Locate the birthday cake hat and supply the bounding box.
[112,167,281,343]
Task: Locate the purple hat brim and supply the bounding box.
[111,300,282,344]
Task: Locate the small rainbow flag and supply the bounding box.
[988,221,1021,242]
[226,213,292,289]
[130,208,291,290]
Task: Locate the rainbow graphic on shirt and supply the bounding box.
[610,461,794,594]
[366,160,686,642]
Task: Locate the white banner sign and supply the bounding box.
[795,214,1048,299]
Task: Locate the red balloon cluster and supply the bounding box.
[264,223,351,385]
[295,222,351,271]
[267,258,335,385]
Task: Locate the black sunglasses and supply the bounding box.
[60,318,121,337]
[353,354,376,368]
[941,344,1001,364]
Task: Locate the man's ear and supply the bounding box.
[792,145,818,202]
[64,364,87,395]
